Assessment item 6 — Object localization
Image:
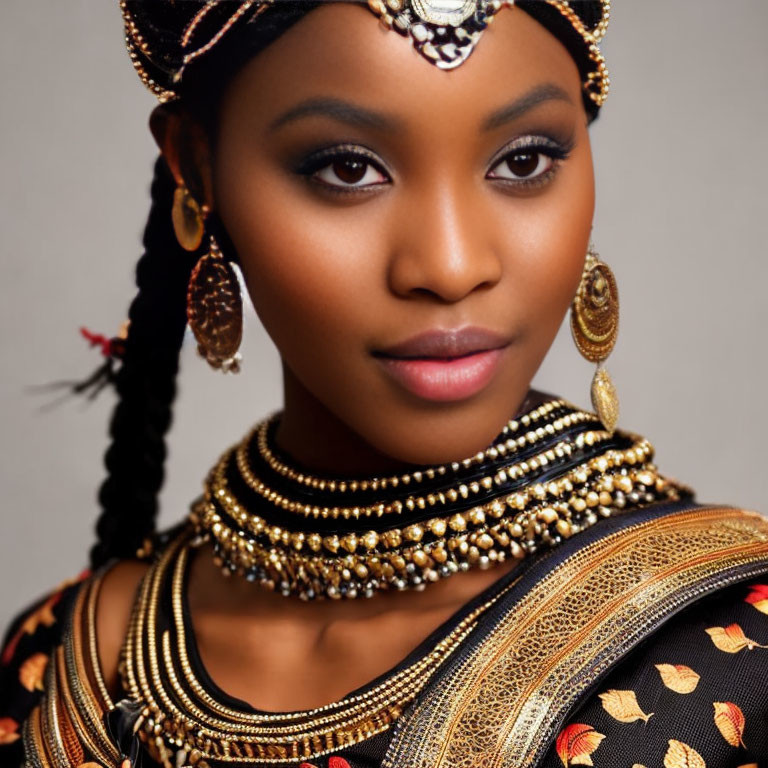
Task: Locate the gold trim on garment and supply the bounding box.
[382,506,768,768]
[22,573,120,768]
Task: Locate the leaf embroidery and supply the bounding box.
[655,664,700,694]
[705,623,768,653]
[19,652,49,692]
[713,701,746,748]
[664,739,706,768]
[598,689,653,723]
[632,765,648,768]
[0,718,20,745]
[745,584,768,615]
[737,764,758,767]
[555,723,605,767]
[0,570,90,666]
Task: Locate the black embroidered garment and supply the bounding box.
[2,508,768,768]
[3,398,768,768]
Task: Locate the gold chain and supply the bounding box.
[122,527,517,765]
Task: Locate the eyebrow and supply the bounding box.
[268,98,403,133]
[268,82,573,134]
[482,83,574,131]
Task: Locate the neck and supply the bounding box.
[276,363,552,477]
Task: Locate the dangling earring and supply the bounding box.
[172,183,243,372]
[186,235,243,373]
[570,244,620,433]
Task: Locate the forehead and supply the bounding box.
[217,3,584,123]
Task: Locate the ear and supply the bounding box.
[149,104,214,212]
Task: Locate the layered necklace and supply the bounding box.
[119,397,689,767]
[190,398,687,601]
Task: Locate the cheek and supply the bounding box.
[504,144,596,352]
[213,153,382,373]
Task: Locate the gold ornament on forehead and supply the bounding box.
[121,0,610,107]
[368,0,510,69]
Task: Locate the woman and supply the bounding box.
[2,1,767,767]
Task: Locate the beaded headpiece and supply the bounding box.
[120,0,610,111]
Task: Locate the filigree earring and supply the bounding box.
[171,184,243,373]
[570,245,619,433]
[186,235,243,373]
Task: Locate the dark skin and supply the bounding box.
[97,4,595,711]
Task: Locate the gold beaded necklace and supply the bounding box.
[121,526,522,766]
[190,398,685,600]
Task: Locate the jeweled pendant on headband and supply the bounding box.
[368,0,512,69]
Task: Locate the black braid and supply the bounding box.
[90,4,319,570]
[90,156,199,569]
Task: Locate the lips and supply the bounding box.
[373,326,510,360]
[372,326,510,402]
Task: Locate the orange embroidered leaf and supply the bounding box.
[655,664,701,694]
[745,584,768,615]
[0,718,20,745]
[737,764,758,767]
[713,701,746,748]
[328,759,351,768]
[598,689,653,723]
[78,763,107,768]
[0,570,90,666]
[299,764,318,768]
[664,739,706,768]
[705,623,768,653]
[19,652,49,691]
[555,723,605,767]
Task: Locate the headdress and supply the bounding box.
[120,0,610,115]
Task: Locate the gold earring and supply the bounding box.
[187,235,243,373]
[570,244,620,433]
[172,184,207,252]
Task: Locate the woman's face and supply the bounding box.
[211,3,595,466]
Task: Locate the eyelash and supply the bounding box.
[295,136,573,195]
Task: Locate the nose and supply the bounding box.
[387,180,503,303]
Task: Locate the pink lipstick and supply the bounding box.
[373,326,509,402]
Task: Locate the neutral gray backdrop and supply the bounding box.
[1,1,766,629]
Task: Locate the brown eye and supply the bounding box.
[332,158,367,184]
[505,152,539,178]
[312,154,389,189]
[487,147,556,184]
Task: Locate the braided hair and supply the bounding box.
[89,3,323,569]
[91,0,605,569]
[90,157,198,568]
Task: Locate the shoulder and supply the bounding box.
[545,575,768,767]
[0,570,90,753]
[0,557,150,755]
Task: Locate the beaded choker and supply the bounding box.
[190,398,687,600]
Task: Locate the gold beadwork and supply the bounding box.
[191,399,685,600]
[122,0,610,108]
[546,0,611,107]
[119,527,514,765]
[252,400,596,497]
